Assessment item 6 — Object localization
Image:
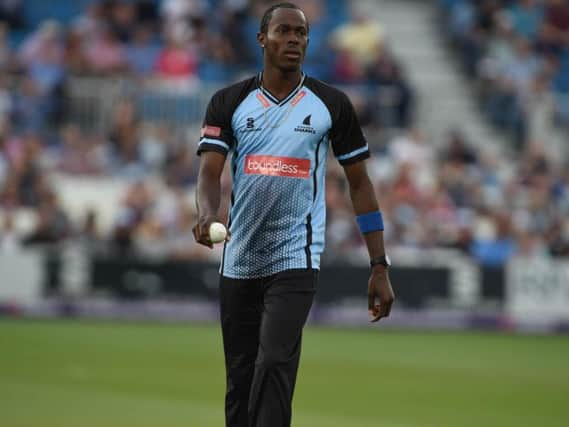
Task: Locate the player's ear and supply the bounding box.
[257,32,266,49]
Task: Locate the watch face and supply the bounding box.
[371,255,391,268]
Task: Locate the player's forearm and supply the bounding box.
[348,176,386,259]
[196,167,222,220]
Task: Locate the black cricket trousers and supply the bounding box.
[220,268,317,427]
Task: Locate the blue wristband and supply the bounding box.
[356,211,384,234]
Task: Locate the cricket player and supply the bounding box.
[193,3,395,426]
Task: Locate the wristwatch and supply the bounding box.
[370,254,391,268]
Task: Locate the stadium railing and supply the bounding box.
[65,77,405,132]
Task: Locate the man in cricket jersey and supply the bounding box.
[193,3,395,426]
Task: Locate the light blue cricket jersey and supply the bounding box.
[197,73,369,279]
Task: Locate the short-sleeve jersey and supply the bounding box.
[198,73,369,279]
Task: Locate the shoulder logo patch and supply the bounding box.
[201,125,221,137]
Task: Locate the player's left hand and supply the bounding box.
[368,267,395,323]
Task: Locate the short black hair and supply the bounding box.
[259,2,309,34]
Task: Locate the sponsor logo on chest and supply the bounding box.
[244,155,310,179]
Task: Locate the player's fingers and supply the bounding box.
[377,303,390,320]
[369,304,381,322]
[383,300,393,317]
[382,294,395,318]
[194,224,214,248]
[201,234,214,249]
[367,292,375,311]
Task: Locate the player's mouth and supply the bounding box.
[283,50,302,60]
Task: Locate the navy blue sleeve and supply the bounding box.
[329,91,369,165]
[304,78,369,166]
[197,90,235,156]
[197,76,258,156]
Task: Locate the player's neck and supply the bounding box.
[260,67,303,101]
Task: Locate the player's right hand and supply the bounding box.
[192,216,231,249]
[192,215,216,249]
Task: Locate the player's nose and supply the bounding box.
[286,34,301,45]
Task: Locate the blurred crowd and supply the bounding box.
[0,0,568,268]
[440,0,569,149]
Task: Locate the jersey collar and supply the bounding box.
[257,71,306,106]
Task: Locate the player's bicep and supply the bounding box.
[342,160,369,189]
[198,151,227,181]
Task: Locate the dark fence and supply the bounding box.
[86,257,491,309]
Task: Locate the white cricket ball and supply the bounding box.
[209,222,227,244]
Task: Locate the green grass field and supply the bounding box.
[1,319,568,427]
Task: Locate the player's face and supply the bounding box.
[261,8,309,72]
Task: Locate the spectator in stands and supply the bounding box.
[0,0,23,29]
[58,124,105,176]
[138,122,169,172]
[216,0,255,69]
[389,129,434,190]
[507,0,544,40]
[330,47,365,84]
[125,24,160,76]
[6,132,45,207]
[133,209,169,259]
[18,20,65,89]
[63,29,88,75]
[108,0,138,43]
[22,187,71,246]
[367,51,414,128]
[75,208,105,254]
[108,99,144,177]
[72,1,106,41]
[443,129,478,166]
[538,0,569,55]
[164,143,198,189]
[521,72,559,151]
[0,22,14,72]
[485,36,543,144]
[111,180,153,255]
[160,0,208,30]
[153,26,199,92]
[470,209,517,266]
[83,24,128,75]
[330,5,384,72]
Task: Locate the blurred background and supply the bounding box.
[0,1,568,426]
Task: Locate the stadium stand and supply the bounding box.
[0,0,568,267]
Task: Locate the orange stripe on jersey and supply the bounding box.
[256,93,270,108]
[291,90,306,106]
